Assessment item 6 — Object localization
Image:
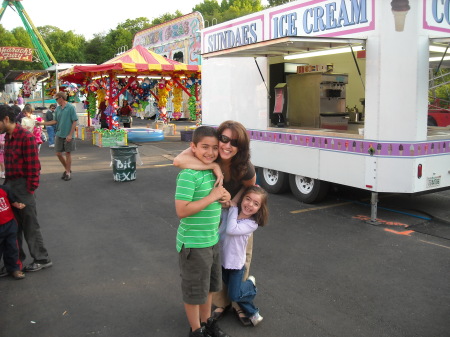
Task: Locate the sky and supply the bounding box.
[1,0,269,40]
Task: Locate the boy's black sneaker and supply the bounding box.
[203,318,231,337]
[189,326,208,337]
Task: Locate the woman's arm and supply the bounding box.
[225,206,258,235]
[231,174,257,203]
[173,147,224,185]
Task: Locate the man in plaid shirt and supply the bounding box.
[0,105,52,273]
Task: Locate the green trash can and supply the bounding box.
[110,146,138,182]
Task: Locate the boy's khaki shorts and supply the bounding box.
[179,243,222,305]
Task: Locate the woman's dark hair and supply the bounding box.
[217,120,251,182]
[238,185,269,227]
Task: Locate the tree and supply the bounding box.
[85,33,107,64]
[39,27,86,63]
[267,0,295,6]
[116,17,152,37]
[150,11,183,26]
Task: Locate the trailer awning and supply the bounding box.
[202,36,366,59]
[429,37,450,68]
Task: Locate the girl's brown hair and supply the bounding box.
[217,120,251,182]
[238,185,269,227]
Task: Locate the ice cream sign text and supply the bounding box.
[204,16,263,53]
[203,0,374,54]
[424,0,450,33]
[270,0,372,38]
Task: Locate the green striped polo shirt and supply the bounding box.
[175,169,221,252]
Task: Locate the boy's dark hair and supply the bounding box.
[192,126,218,144]
[0,104,15,123]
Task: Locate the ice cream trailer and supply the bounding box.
[199,0,450,220]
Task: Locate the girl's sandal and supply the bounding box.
[233,308,252,326]
[211,304,231,320]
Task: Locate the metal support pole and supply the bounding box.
[369,192,379,225]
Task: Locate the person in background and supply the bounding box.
[97,101,108,129]
[0,184,26,280]
[21,106,43,152]
[11,100,21,118]
[38,92,78,181]
[219,185,269,327]
[175,126,231,337]
[15,103,31,124]
[45,104,57,148]
[0,104,52,273]
[0,133,5,179]
[118,100,132,128]
[16,93,24,107]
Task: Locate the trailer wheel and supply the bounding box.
[428,116,438,126]
[258,168,289,194]
[289,175,329,204]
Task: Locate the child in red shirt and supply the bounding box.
[0,185,26,280]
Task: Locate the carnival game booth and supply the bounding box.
[59,45,201,145]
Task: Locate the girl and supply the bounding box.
[21,106,43,152]
[219,185,269,326]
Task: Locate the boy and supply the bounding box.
[0,184,26,280]
[175,126,231,337]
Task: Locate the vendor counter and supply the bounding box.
[268,124,450,141]
[268,124,364,139]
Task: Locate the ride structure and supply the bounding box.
[0,0,56,68]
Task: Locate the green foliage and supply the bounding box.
[195,0,263,26]
[429,69,450,104]
[267,0,295,6]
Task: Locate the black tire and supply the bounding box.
[428,116,438,126]
[258,167,290,194]
[289,174,329,203]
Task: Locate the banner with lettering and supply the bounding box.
[0,47,33,62]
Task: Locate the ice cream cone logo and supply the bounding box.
[391,0,410,32]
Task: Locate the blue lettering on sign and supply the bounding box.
[303,0,368,34]
[207,23,258,52]
[432,0,450,24]
[273,13,298,38]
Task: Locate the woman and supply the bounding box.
[118,100,132,128]
[173,120,257,326]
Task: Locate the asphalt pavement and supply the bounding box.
[0,118,449,337]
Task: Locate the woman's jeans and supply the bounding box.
[46,125,55,145]
[222,266,258,316]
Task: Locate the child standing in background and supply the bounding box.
[220,185,269,326]
[0,133,4,178]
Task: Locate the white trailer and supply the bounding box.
[200,0,450,219]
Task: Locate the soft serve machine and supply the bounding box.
[286,72,349,130]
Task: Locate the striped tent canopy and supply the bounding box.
[59,45,201,83]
